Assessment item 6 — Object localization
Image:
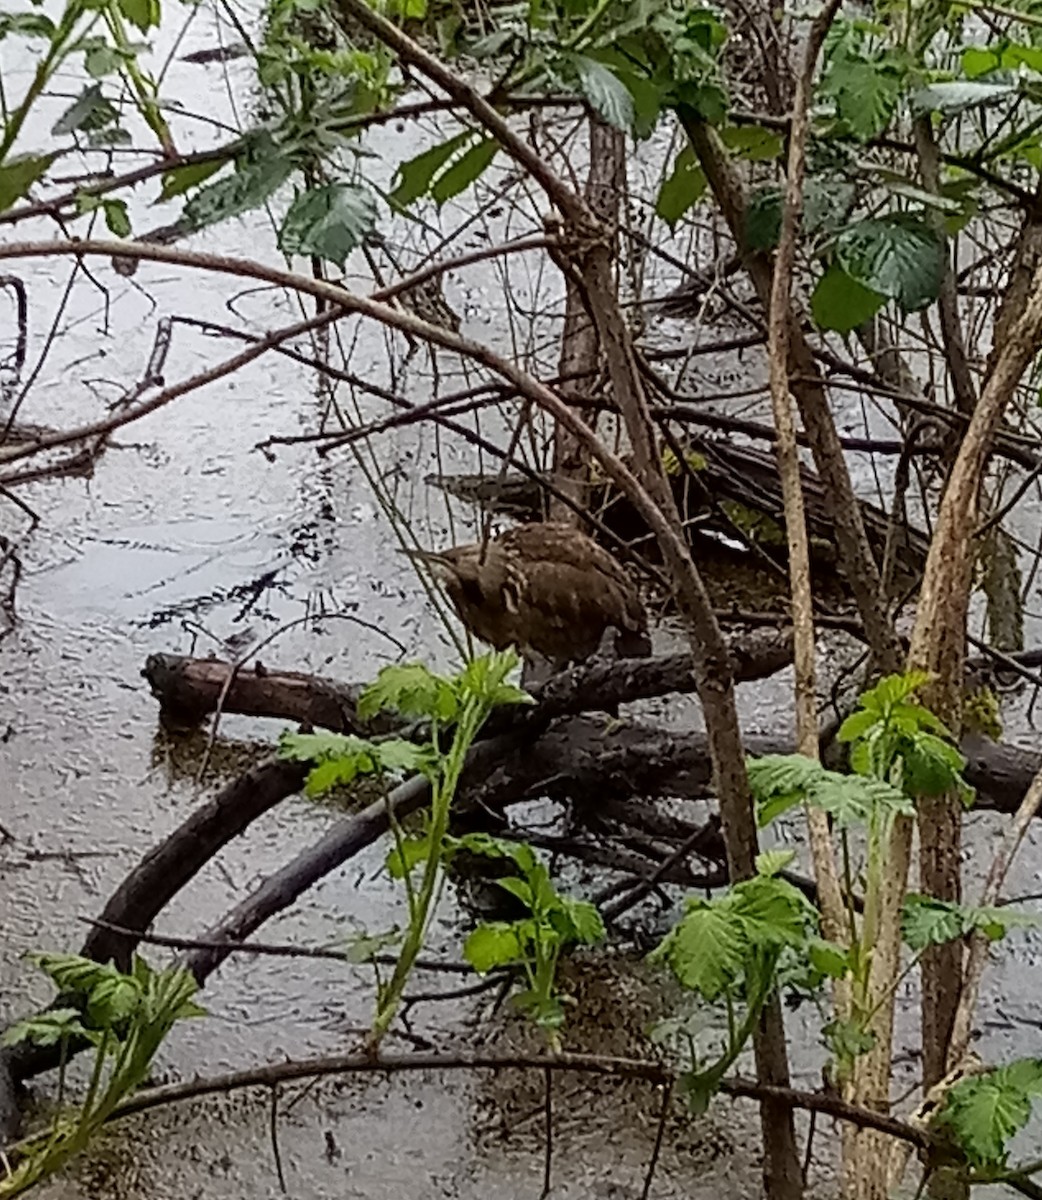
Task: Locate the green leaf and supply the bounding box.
[0,152,56,211]
[902,731,969,798]
[559,896,605,945]
[938,1060,1042,1167]
[29,952,116,996]
[901,895,965,950]
[744,186,782,251]
[158,157,228,201]
[84,43,123,78]
[719,124,783,160]
[836,708,879,743]
[278,182,377,268]
[808,938,850,979]
[86,974,141,1026]
[822,56,904,140]
[810,263,885,334]
[102,198,131,236]
[430,137,498,206]
[339,927,402,963]
[0,10,57,37]
[836,217,944,312]
[182,155,294,232]
[389,132,470,209]
[755,849,796,877]
[118,0,160,32]
[572,55,635,132]
[748,753,914,827]
[1,1008,88,1048]
[649,901,744,999]
[730,874,811,948]
[464,922,522,973]
[962,46,998,78]
[655,143,706,227]
[824,1017,876,1065]
[358,662,459,722]
[494,875,534,907]
[901,894,1037,950]
[452,831,538,874]
[386,834,431,878]
[912,80,1016,115]
[457,651,525,708]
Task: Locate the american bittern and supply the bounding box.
[407,521,651,670]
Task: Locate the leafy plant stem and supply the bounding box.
[102,2,176,157]
[369,701,483,1045]
[0,0,87,164]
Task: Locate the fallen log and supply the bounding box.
[142,630,796,733]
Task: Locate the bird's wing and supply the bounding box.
[503,524,647,631]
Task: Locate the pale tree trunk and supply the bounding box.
[549,118,624,523]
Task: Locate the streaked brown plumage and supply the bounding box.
[410,522,651,669]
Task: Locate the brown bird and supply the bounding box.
[407,521,652,671]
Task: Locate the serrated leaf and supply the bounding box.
[358,662,459,722]
[655,143,706,227]
[389,132,470,209]
[559,896,605,944]
[430,137,498,206]
[182,155,294,231]
[749,753,914,827]
[755,848,796,877]
[901,895,965,950]
[0,10,56,37]
[836,217,944,312]
[912,80,1016,115]
[649,902,744,999]
[811,263,885,334]
[1,1008,88,1048]
[278,182,376,268]
[0,152,56,211]
[730,874,810,948]
[938,1061,1042,1167]
[822,56,903,140]
[277,729,370,763]
[572,55,634,132]
[158,156,228,201]
[902,731,968,797]
[464,922,522,973]
[902,894,1036,950]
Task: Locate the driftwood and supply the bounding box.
[6,637,1040,1099]
[141,628,796,732]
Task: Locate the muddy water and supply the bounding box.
[3,7,1042,1198]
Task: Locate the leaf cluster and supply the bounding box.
[838,671,973,804]
[454,833,604,1033]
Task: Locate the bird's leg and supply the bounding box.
[592,627,628,732]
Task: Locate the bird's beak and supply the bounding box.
[399,547,448,565]
[399,546,455,583]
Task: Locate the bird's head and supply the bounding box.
[402,542,522,612]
